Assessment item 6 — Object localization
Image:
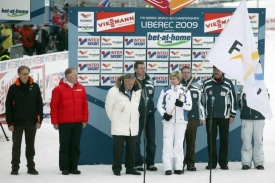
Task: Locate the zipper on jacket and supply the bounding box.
[72,88,75,122]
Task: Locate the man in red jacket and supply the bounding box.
[50,67,89,175]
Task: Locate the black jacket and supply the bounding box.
[56,28,68,51]
[181,79,205,120]
[134,73,155,116]
[5,77,43,126]
[202,74,237,119]
[34,28,49,48]
[238,86,266,120]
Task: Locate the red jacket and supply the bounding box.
[50,78,89,124]
[19,25,35,48]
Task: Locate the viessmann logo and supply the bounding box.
[204,13,233,33]
[1,8,29,17]
[144,0,195,16]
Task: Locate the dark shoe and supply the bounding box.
[242,165,251,170]
[113,172,121,176]
[62,170,69,175]
[27,168,39,175]
[11,169,18,175]
[187,165,197,171]
[126,169,141,175]
[165,170,172,175]
[70,170,81,174]
[174,170,183,175]
[220,165,229,170]
[206,165,216,170]
[135,166,144,171]
[256,165,264,170]
[147,165,158,171]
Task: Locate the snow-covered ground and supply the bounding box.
[1,21,275,183]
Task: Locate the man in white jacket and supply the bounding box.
[157,71,192,175]
[105,73,142,176]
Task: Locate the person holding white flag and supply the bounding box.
[206,0,273,120]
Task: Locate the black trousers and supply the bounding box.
[59,123,82,171]
[206,118,229,167]
[24,47,34,56]
[35,47,46,55]
[135,114,156,167]
[11,125,37,170]
[112,135,136,173]
[184,119,198,166]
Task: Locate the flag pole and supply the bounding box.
[169,58,206,115]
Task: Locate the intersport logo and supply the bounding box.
[144,0,195,16]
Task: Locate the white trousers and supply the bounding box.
[162,122,187,171]
[241,120,265,167]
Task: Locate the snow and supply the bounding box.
[1,26,275,183]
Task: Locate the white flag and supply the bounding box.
[207,0,273,120]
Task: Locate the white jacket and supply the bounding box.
[105,76,141,136]
[157,85,192,123]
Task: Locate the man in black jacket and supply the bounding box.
[5,66,43,175]
[56,22,68,51]
[34,24,49,55]
[201,66,237,170]
[134,61,157,171]
[238,86,267,170]
[181,66,205,171]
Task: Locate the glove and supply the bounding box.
[163,113,173,121]
[175,99,183,107]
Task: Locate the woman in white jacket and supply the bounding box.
[105,73,142,176]
[157,71,192,175]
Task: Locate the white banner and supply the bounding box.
[0,0,30,21]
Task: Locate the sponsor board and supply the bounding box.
[77,49,100,60]
[169,62,191,72]
[78,12,94,32]
[96,12,135,32]
[124,49,146,60]
[124,62,136,73]
[78,74,100,86]
[101,74,121,86]
[249,13,259,33]
[147,32,192,48]
[147,49,169,61]
[151,74,169,86]
[78,62,100,73]
[147,62,169,73]
[169,49,191,61]
[192,49,210,60]
[194,74,212,85]
[192,62,213,74]
[78,36,100,47]
[101,62,123,73]
[192,37,214,48]
[101,49,123,60]
[0,0,30,21]
[101,36,123,48]
[124,36,146,48]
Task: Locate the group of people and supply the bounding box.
[4,61,266,176]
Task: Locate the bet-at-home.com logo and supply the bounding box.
[1,8,29,17]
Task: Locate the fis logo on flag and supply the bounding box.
[78,12,94,32]
[192,62,213,74]
[169,62,191,72]
[78,36,100,47]
[192,37,214,48]
[170,49,191,60]
[101,62,123,73]
[78,49,100,60]
[147,33,191,48]
[147,62,168,73]
[101,49,123,60]
[124,49,146,60]
[101,36,123,48]
[192,49,209,60]
[78,74,100,86]
[147,49,169,61]
[124,62,135,73]
[124,37,146,48]
[151,74,169,86]
[101,74,120,86]
[78,62,100,73]
[96,12,135,32]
